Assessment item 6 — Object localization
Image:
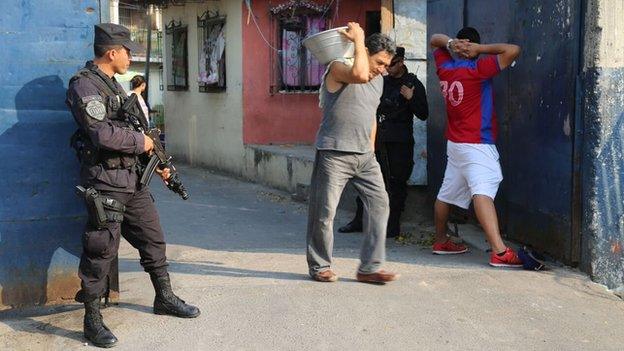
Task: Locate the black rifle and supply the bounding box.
[120,94,189,200]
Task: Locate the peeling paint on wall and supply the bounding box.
[46,248,81,303]
[391,0,428,185]
[563,115,571,136]
[596,0,624,68]
[583,70,624,290]
[580,0,624,292]
[392,0,427,60]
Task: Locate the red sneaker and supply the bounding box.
[432,239,469,255]
[489,247,523,268]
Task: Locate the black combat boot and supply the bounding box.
[150,273,201,318]
[84,299,118,348]
[338,218,363,233]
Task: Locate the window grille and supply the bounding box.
[197,11,227,92]
[165,20,189,91]
[118,2,163,61]
[269,1,331,94]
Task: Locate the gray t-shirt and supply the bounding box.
[315,74,383,154]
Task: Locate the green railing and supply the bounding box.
[130,29,163,59]
[151,104,165,130]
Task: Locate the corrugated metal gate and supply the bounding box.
[427,0,583,264]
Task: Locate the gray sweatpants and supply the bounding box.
[306,150,390,275]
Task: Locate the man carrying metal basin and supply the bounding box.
[304,22,399,284]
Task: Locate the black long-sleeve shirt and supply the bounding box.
[376,67,428,143]
[66,62,145,193]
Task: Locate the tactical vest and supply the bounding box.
[378,73,418,124]
[68,66,138,170]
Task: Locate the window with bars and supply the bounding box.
[119,2,163,60]
[165,20,189,91]
[270,2,331,94]
[197,11,226,92]
[118,7,134,29]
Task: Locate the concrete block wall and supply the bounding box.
[243,145,315,194]
[581,0,624,293]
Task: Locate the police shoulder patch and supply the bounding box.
[85,100,106,121]
[81,95,103,104]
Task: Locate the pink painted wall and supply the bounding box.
[242,0,381,145]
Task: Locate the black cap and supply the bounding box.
[395,47,405,58]
[94,23,143,53]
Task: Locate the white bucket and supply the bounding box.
[302,26,354,65]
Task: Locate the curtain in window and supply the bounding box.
[199,23,225,86]
[281,15,326,88]
[305,16,325,86]
[281,29,301,87]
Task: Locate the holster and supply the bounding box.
[76,186,125,228]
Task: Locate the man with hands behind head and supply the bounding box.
[429,27,522,267]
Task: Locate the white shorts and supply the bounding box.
[437,141,503,209]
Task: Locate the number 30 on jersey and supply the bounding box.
[440,81,464,106]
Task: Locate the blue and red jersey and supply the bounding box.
[433,48,501,144]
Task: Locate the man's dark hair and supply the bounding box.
[94,44,124,58]
[456,27,480,44]
[365,33,396,56]
[130,75,146,90]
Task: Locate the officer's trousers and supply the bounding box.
[378,141,415,214]
[353,141,415,223]
[76,186,168,302]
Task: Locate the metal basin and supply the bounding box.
[302,26,354,65]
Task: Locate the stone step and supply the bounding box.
[243,144,362,212]
[243,144,429,223]
[244,144,315,195]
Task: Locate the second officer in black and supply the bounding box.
[339,47,429,237]
[66,23,199,348]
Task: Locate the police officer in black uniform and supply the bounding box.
[339,47,428,237]
[66,23,199,348]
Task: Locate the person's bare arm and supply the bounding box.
[328,22,369,85]
[370,119,377,152]
[430,33,451,49]
[430,33,469,54]
[460,42,521,70]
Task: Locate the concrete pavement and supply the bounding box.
[1,165,624,350]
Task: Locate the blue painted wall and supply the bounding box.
[427,1,582,263]
[0,0,104,309]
